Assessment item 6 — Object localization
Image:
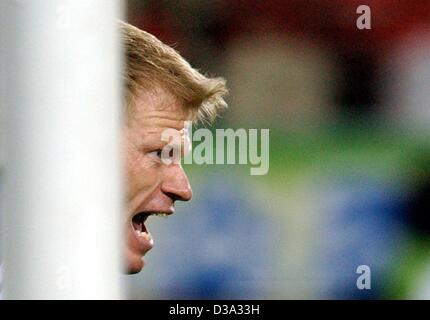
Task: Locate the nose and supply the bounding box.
[161,164,193,202]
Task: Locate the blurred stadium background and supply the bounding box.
[1,0,428,299]
[122,0,430,299]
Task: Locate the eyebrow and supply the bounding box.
[139,118,186,132]
[141,109,189,123]
[141,128,188,154]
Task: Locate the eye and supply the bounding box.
[149,149,163,159]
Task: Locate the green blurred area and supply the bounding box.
[185,123,430,184]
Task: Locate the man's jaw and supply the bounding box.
[126,208,174,274]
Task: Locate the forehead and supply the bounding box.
[128,87,191,131]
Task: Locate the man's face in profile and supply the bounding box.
[123,87,193,273]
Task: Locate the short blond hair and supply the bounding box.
[120,21,228,123]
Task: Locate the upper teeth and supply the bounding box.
[153,213,169,217]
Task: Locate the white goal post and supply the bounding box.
[0,0,124,299]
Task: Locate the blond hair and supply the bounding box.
[120,21,228,123]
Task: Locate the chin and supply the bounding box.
[126,256,144,274]
[125,219,154,274]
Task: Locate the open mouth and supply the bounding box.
[131,211,170,236]
[132,212,150,235]
[128,210,172,270]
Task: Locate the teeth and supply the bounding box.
[134,229,153,243]
[144,232,154,245]
[132,211,170,236]
[144,232,152,240]
[156,213,169,217]
[135,229,145,236]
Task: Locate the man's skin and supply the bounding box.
[124,87,193,273]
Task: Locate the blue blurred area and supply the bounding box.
[314,176,406,299]
[127,173,276,299]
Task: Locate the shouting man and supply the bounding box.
[120,22,228,273]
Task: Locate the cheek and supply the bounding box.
[126,151,145,192]
[125,145,143,177]
[125,149,159,197]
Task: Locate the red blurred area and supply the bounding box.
[129,0,430,55]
